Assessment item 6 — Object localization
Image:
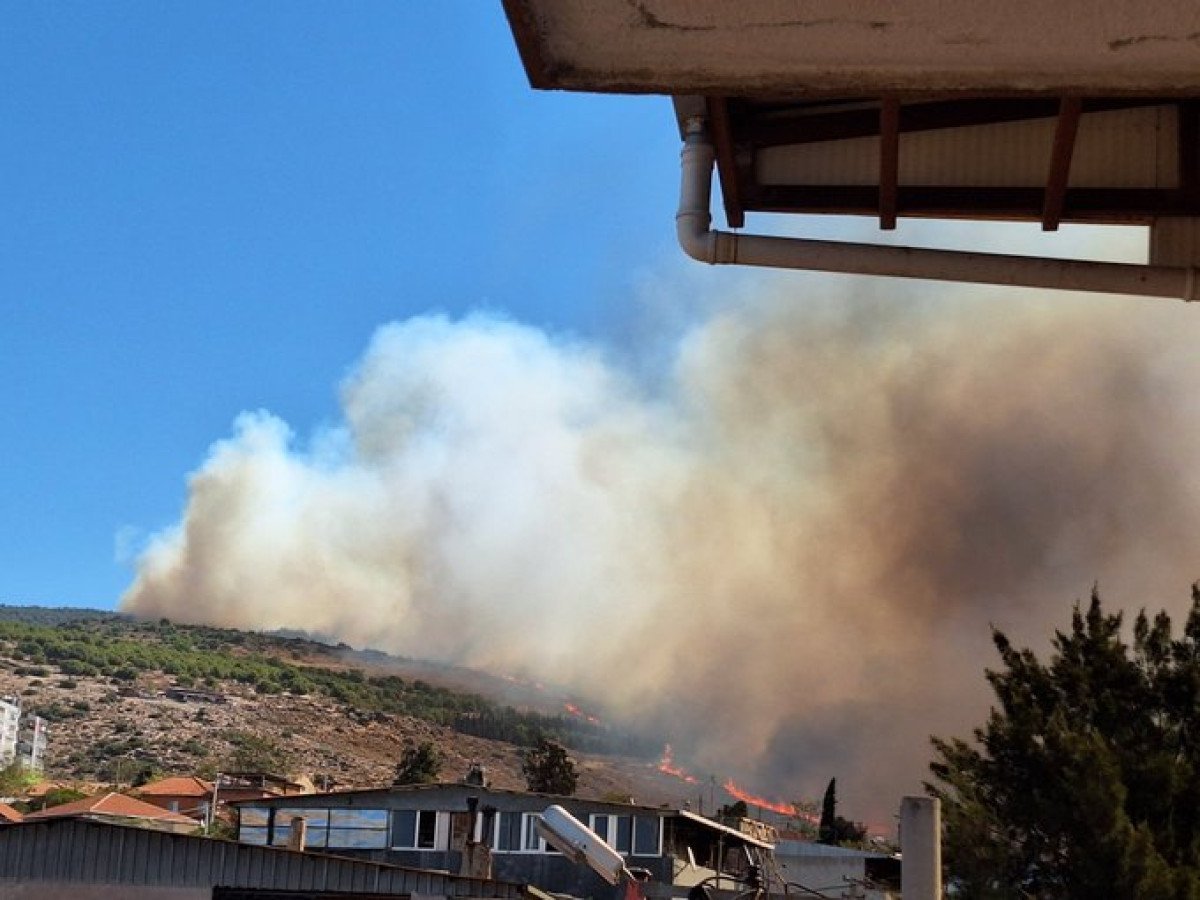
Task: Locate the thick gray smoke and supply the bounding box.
[122,250,1200,820]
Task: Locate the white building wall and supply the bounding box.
[0,698,21,767]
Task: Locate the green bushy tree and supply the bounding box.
[522,736,577,795]
[392,740,444,785]
[929,587,1200,899]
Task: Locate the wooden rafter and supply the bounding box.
[879,99,900,229]
[1042,97,1083,231]
[734,97,1163,148]
[1179,101,1200,204]
[706,96,745,228]
[744,185,1193,224]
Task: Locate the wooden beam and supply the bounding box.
[1179,101,1200,204]
[706,97,745,228]
[744,185,1192,224]
[737,97,1165,148]
[879,99,900,229]
[1042,97,1083,231]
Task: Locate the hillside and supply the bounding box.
[0,606,686,804]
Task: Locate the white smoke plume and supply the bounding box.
[122,261,1200,819]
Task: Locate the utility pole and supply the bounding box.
[206,772,221,834]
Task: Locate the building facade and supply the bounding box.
[0,697,19,767]
[17,712,47,771]
[234,783,773,899]
[0,696,44,771]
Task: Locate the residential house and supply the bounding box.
[23,791,202,834]
[233,782,774,899]
[137,774,214,820]
[218,770,307,803]
[0,803,23,824]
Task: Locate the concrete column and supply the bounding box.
[900,796,941,900]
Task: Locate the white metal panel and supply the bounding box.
[755,106,1178,189]
[1069,106,1178,188]
[758,136,880,186]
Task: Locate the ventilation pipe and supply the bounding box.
[676,117,1200,301]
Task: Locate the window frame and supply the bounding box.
[391,808,441,851]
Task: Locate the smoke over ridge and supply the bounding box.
[122,269,1200,816]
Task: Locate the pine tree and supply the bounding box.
[929,587,1200,898]
[522,736,577,795]
[393,740,444,786]
[819,778,837,845]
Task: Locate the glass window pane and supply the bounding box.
[615,816,632,854]
[590,815,609,841]
[496,811,521,851]
[240,826,269,845]
[330,827,389,849]
[523,814,541,851]
[239,807,270,827]
[417,810,437,849]
[331,809,388,829]
[277,808,330,829]
[392,810,417,848]
[633,816,661,856]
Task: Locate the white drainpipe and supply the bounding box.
[676,118,1200,302]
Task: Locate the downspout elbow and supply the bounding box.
[676,120,737,265]
[676,209,718,263]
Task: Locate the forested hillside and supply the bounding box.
[0,606,662,792]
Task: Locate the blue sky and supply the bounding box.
[1,2,689,606]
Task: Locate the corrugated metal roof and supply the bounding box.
[229,782,671,816]
[675,810,774,849]
[0,819,528,897]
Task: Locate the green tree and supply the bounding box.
[522,736,577,795]
[819,778,837,844]
[929,587,1200,899]
[223,730,291,774]
[817,778,866,846]
[0,761,36,796]
[392,740,444,785]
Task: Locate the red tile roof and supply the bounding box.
[24,792,201,826]
[137,775,214,797]
[0,802,23,823]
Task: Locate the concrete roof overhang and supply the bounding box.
[503,1,1200,233]
[503,0,1200,98]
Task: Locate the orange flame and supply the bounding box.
[657,744,698,784]
[723,778,797,817]
[563,701,602,725]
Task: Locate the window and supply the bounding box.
[328,809,388,850]
[586,814,661,857]
[392,809,440,850]
[589,813,609,842]
[523,813,542,851]
[490,812,559,853]
[589,814,631,853]
[238,805,271,846]
[632,816,662,856]
[271,808,332,849]
[494,811,523,851]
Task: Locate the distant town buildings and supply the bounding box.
[0,696,46,772]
